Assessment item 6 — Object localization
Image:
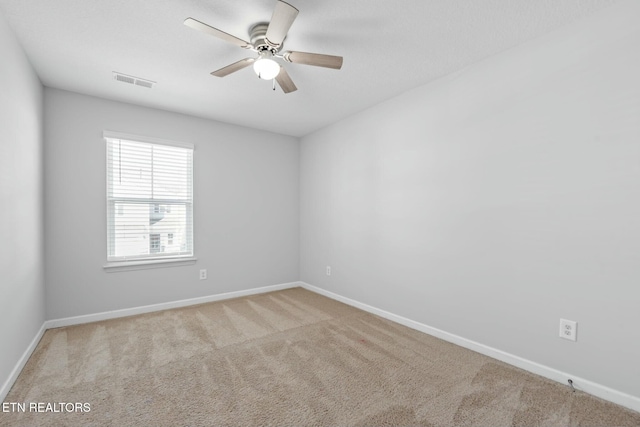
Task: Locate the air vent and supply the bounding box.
[113,72,155,89]
[134,79,154,89]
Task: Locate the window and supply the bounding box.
[104,131,194,263]
[149,233,161,253]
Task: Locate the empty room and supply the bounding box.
[1,0,639,425]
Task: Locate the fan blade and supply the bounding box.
[211,58,255,77]
[265,1,299,47]
[282,51,343,70]
[275,66,297,93]
[184,18,251,49]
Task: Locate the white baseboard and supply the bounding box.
[46,281,300,329]
[0,323,46,402]
[299,281,640,414]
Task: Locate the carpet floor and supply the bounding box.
[2,287,639,426]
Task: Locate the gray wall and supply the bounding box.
[0,13,45,390]
[44,89,299,319]
[300,2,640,398]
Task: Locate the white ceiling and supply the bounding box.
[0,0,618,137]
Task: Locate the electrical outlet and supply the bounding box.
[326,266,331,276]
[559,319,577,341]
[199,269,207,280]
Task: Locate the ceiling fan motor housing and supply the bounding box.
[250,23,282,52]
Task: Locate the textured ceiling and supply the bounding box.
[0,0,618,137]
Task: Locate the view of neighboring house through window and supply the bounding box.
[104,132,194,262]
[149,233,161,253]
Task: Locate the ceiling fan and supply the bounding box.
[184,0,343,94]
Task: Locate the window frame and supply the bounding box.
[102,131,196,271]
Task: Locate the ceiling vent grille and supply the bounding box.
[113,72,155,89]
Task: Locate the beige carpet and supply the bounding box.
[2,287,639,427]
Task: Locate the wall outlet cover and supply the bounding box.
[559,318,577,342]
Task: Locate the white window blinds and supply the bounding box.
[104,132,194,262]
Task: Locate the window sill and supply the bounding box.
[103,257,197,272]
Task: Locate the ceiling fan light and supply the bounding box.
[253,57,280,80]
